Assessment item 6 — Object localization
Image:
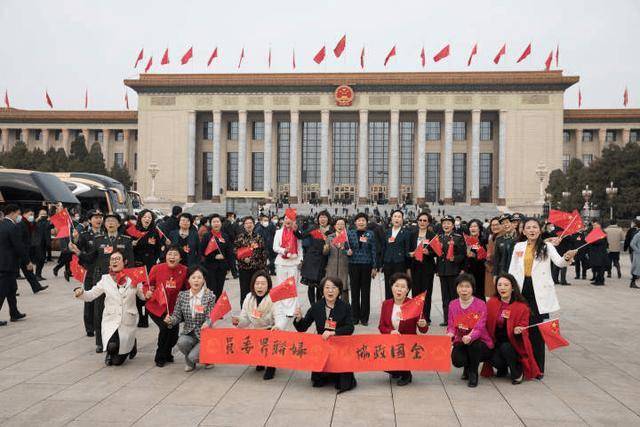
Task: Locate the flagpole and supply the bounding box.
[523,319,556,329]
[558,214,578,238]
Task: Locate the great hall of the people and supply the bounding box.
[1,71,639,211]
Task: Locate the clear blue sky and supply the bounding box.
[1,0,637,110]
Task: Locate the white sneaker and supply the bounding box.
[204,364,214,369]
[184,365,194,372]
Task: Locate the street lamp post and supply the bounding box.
[535,162,548,206]
[147,162,160,202]
[605,181,618,220]
[582,185,593,219]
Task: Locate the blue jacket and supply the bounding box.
[347,229,378,267]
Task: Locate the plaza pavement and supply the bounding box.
[0,258,639,427]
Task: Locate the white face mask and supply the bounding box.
[15,215,22,223]
[27,215,35,222]
[271,219,278,224]
[261,221,269,227]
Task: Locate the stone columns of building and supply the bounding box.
[82,128,90,150]
[598,128,606,155]
[1,128,9,152]
[211,110,222,202]
[237,110,248,192]
[320,109,330,203]
[187,111,196,202]
[123,129,131,170]
[41,129,50,152]
[575,129,583,162]
[102,129,111,168]
[21,128,29,145]
[388,109,400,204]
[62,129,71,154]
[263,110,273,200]
[415,109,427,205]
[470,109,481,205]
[357,109,369,204]
[622,128,631,145]
[289,110,299,203]
[443,109,454,204]
[497,110,507,205]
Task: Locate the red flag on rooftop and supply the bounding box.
[493,43,506,64]
[4,90,9,108]
[292,48,296,69]
[578,89,582,108]
[207,47,218,67]
[516,43,531,63]
[467,43,477,66]
[161,48,170,65]
[420,47,426,68]
[544,50,553,71]
[555,44,559,67]
[624,87,629,107]
[237,47,245,69]
[144,56,153,73]
[433,44,450,62]
[124,92,129,110]
[360,46,365,69]
[267,47,271,68]
[384,45,396,66]
[84,89,88,109]
[313,46,326,64]
[334,34,346,58]
[134,48,144,68]
[181,46,193,65]
[45,90,53,109]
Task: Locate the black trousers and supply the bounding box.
[349,264,372,323]
[490,341,522,380]
[522,276,548,373]
[410,264,434,322]
[19,263,42,293]
[307,284,322,305]
[592,266,605,284]
[94,295,105,348]
[383,262,407,300]
[311,371,357,392]
[206,267,228,300]
[551,264,568,284]
[574,257,589,278]
[106,330,128,366]
[0,273,20,318]
[451,341,491,375]
[83,276,97,334]
[150,313,179,363]
[607,252,621,276]
[439,275,457,324]
[238,268,258,308]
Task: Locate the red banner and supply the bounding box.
[200,329,451,373]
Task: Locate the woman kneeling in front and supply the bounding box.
[481,274,541,384]
[232,270,287,380]
[164,266,216,371]
[293,276,357,393]
[74,250,145,366]
[378,272,429,386]
[447,274,493,387]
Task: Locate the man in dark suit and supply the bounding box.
[17,208,48,294]
[0,204,29,325]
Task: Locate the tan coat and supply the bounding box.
[605,225,624,252]
[238,293,288,330]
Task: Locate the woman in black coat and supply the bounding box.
[169,213,200,267]
[407,212,437,323]
[464,219,488,300]
[587,221,609,286]
[200,214,236,299]
[300,212,332,304]
[293,276,357,393]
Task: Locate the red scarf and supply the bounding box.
[446,238,455,261]
[281,227,298,257]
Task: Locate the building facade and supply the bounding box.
[2,71,640,211]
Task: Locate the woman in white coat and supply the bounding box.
[272,210,302,317]
[74,250,146,366]
[508,218,576,376]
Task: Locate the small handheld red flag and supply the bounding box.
[516,43,531,63]
[467,43,477,66]
[181,46,193,65]
[125,224,147,240]
[269,276,298,302]
[400,292,426,320]
[122,266,148,287]
[428,235,443,257]
[384,45,396,66]
[493,43,506,64]
[537,319,569,351]
[161,48,170,65]
[50,208,72,239]
[70,255,87,283]
[313,46,326,64]
[236,246,253,260]
[433,44,450,62]
[463,234,479,247]
[334,34,346,58]
[204,235,220,256]
[134,48,144,68]
[332,229,348,247]
[585,227,607,244]
[414,240,424,262]
[210,291,232,323]
[207,47,219,67]
[146,285,168,317]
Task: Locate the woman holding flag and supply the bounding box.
[378,272,429,386]
[325,218,350,303]
[201,214,235,299]
[145,245,189,367]
[235,216,268,308]
[508,217,577,375]
[300,211,332,305]
[408,212,437,323]
[164,266,216,372]
[232,270,287,380]
[273,209,302,317]
[464,219,488,300]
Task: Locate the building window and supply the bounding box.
[203,121,213,140]
[453,122,466,141]
[227,152,239,191]
[479,153,493,202]
[631,130,640,143]
[426,121,441,141]
[606,130,616,142]
[582,154,593,167]
[252,152,264,191]
[34,129,41,141]
[227,121,238,140]
[16,130,23,142]
[202,152,213,199]
[582,131,593,142]
[400,121,414,186]
[134,153,138,171]
[54,130,61,141]
[252,121,264,140]
[562,155,571,173]
[115,130,124,141]
[95,130,103,143]
[425,153,440,202]
[302,122,321,184]
[480,121,492,141]
[114,153,124,167]
[452,153,467,202]
[332,121,357,184]
[277,122,290,184]
[563,131,571,143]
[133,130,138,141]
[368,121,388,185]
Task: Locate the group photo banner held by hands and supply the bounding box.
[200,329,451,373]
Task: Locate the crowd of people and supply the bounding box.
[1,202,639,394]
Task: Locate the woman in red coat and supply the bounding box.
[481,273,541,383]
[378,272,429,386]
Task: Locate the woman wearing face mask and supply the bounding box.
[325,218,351,303]
[481,274,540,384]
[232,270,287,380]
[74,250,146,366]
[164,266,216,371]
[378,273,429,386]
[408,212,437,323]
[201,214,236,299]
[484,217,502,298]
[446,274,493,387]
[169,213,200,267]
[127,209,163,327]
[464,219,488,300]
[145,245,189,367]
[294,276,357,393]
[508,217,577,376]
